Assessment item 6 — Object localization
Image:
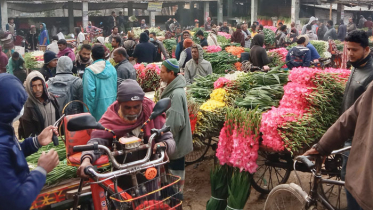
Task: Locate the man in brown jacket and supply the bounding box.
[231,24,245,47]
[304,80,373,210]
[304,30,373,210]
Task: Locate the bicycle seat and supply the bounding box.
[67,152,109,167]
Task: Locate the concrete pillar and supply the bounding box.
[128,1,133,17]
[82,0,88,29]
[251,0,258,23]
[217,0,223,24]
[68,0,74,34]
[291,0,300,27]
[337,3,344,23]
[0,0,7,31]
[227,0,233,19]
[204,1,210,23]
[150,11,155,27]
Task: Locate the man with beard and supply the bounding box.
[110,36,122,59]
[78,79,176,190]
[19,71,60,138]
[26,25,38,51]
[308,30,373,210]
[175,31,190,60]
[74,44,93,77]
[108,26,123,47]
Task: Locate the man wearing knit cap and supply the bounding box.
[79,79,176,189]
[39,51,58,81]
[178,38,193,71]
[160,59,193,199]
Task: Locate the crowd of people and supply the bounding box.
[1,13,373,210]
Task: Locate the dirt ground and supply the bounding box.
[183,148,347,210]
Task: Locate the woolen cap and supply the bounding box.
[117,79,145,102]
[162,59,180,73]
[44,51,58,64]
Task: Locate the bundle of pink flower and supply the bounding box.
[268,48,288,68]
[205,45,222,53]
[260,67,351,152]
[264,26,277,33]
[218,32,231,40]
[213,77,230,89]
[134,63,161,91]
[216,108,261,174]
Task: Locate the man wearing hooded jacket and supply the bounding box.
[19,71,60,139]
[183,44,212,85]
[0,74,59,209]
[302,16,317,35]
[133,32,156,63]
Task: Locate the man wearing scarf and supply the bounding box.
[78,79,176,189]
[26,25,38,51]
[39,23,50,46]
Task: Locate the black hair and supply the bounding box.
[345,30,369,48]
[81,44,92,51]
[196,30,204,36]
[112,26,118,31]
[251,24,256,30]
[91,44,105,60]
[57,39,67,45]
[297,37,306,45]
[182,31,190,35]
[119,11,123,15]
[74,27,81,34]
[219,22,223,26]
[306,24,312,31]
[328,20,333,26]
[150,32,157,36]
[278,22,283,26]
[259,24,263,30]
[113,36,121,44]
[280,25,287,31]
[115,47,128,58]
[52,35,58,41]
[144,30,150,36]
[12,52,20,59]
[165,68,178,77]
[111,11,115,14]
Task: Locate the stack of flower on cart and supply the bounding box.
[203,47,240,74]
[261,67,350,153]
[267,48,288,68]
[24,51,45,70]
[134,63,161,92]
[264,26,277,33]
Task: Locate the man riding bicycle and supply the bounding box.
[78,79,176,190]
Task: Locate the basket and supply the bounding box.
[110,174,182,210]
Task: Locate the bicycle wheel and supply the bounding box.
[252,150,292,194]
[264,184,310,210]
[185,137,211,164]
[319,154,348,210]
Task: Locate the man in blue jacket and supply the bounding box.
[83,44,117,121]
[286,35,312,69]
[0,74,60,209]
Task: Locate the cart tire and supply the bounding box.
[185,137,211,164]
[318,154,348,210]
[252,150,292,194]
[264,184,310,210]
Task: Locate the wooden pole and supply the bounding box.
[329,3,332,20]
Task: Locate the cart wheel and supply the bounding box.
[319,154,348,210]
[185,137,211,164]
[252,150,292,194]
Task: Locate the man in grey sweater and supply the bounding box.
[113,48,136,86]
[184,44,212,85]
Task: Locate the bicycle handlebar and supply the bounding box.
[295,156,315,170]
[73,143,98,152]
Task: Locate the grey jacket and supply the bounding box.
[341,56,373,114]
[307,31,318,41]
[47,56,83,115]
[161,75,193,160]
[323,27,337,41]
[184,44,213,85]
[115,59,137,86]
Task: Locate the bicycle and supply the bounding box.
[264,146,350,210]
[66,98,182,210]
[185,136,219,164]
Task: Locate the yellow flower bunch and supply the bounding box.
[199,100,226,112]
[210,88,227,103]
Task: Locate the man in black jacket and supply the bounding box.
[19,71,60,139]
[340,30,373,210]
[39,51,58,81]
[133,32,156,63]
[196,30,208,47]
